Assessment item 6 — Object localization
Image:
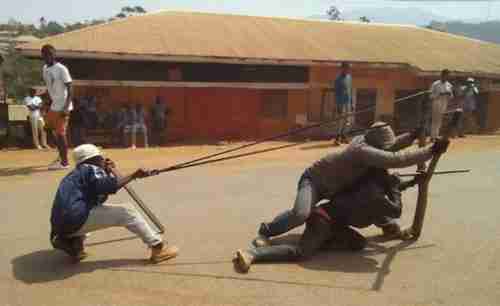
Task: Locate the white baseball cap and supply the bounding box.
[73,144,103,165]
[467,77,475,83]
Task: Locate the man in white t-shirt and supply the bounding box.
[41,44,73,170]
[429,69,453,140]
[24,88,49,149]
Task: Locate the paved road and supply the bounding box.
[1,147,499,306]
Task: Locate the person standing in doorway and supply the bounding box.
[25,88,49,149]
[123,104,148,149]
[460,77,480,136]
[42,44,73,170]
[429,69,453,141]
[334,62,353,145]
[134,104,149,148]
[69,98,86,147]
[151,97,170,146]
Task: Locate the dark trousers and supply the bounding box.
[152,120,166,146]
[151,128,164,146]
[70,126,86,147]
[250,215,366,262]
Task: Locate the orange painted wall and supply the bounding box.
[73,85,311,140]
[184,88,260,140]
[308,66,425,122]
[257,89,308,138]
[486,91,500,132]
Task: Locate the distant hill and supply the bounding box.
[309,7,500,45]
[309,7,449,25]
[443,21,500,44]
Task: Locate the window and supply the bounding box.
[261,90,288,119]
[67,59,308,83]
[394,90,427,133]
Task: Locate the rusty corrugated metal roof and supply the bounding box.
[17,11,500,76]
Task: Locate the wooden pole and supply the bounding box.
[109,168,165,234]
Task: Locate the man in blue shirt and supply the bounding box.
[50,144,178,263]
[333,62,353,145]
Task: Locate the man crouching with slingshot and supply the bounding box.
[50,144,178,263]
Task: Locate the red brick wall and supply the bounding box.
[73,86,309,141]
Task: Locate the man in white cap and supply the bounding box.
[253,122,450,247]
[459,77,480,136]
[50,144,178,263]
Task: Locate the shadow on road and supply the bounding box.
[0,166,49,177]
[299,251,379,274]
[11,249,146,284]
[259,233,436,291]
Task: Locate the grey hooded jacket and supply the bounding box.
[305,133,433,198]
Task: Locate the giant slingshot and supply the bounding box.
[107,90,465,241]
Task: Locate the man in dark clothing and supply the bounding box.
[68,98,86,147]
[253,122,450,248]
[151,97,170,146]
[50,144,178,263]
[234,168,422,273]
[333,62,353,145]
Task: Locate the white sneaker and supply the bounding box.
[48,162,70,171]
[36,146,43,150]
[130,145,137,150]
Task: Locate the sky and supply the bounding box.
[1,0,499,25]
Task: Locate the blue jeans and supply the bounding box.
[250,216,366,262]
[259,175,320,238]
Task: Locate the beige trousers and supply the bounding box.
[431,98,448,139]
[71,203,162,247]
[30,115,48,148]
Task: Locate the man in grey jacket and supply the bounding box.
[236,168,422,273]
[253,122,450,247]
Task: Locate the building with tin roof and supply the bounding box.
[17,11,500,140]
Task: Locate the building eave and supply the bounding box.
[17,48,411,70]
[416,70,500,80]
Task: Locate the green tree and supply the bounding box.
[116,5,147,18]
[43,21,65,36]
[1,43,43,102]
[134,6,146,13]
[327,6,342,21]
[360,16,370,23]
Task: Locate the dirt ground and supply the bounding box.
[1,136,500,306]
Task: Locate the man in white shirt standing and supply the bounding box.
[429,69,454,140]
[459,77,480,136]
[41,44,73,170]
[24,88,49,149]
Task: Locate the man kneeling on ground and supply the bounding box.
[234,168,425,273]
[253,122,449,248]
[50,144,178,263]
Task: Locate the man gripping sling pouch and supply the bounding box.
[50,144,179,263]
